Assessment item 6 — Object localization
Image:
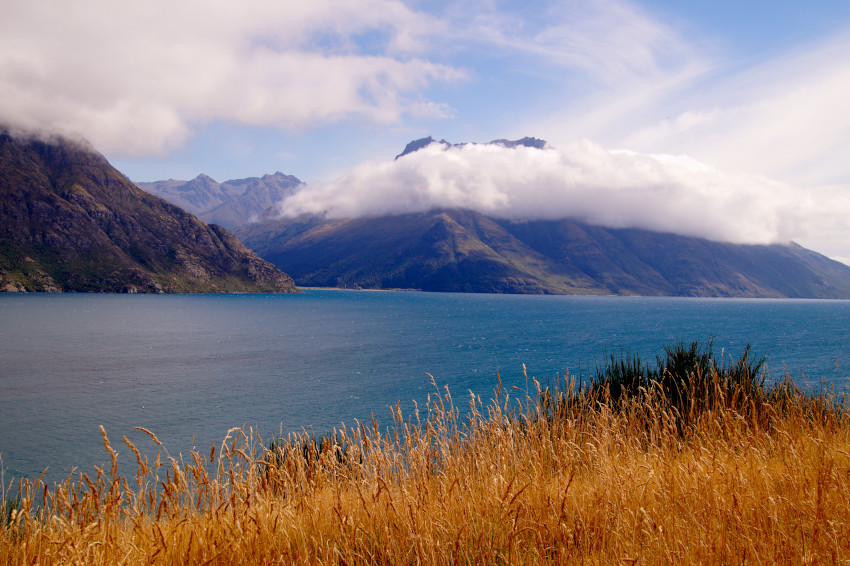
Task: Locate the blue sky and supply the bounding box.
[3,0,850,262]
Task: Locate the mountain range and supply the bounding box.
[0,129,298,293]
[233,136,850,299]
[138,172,302,231]
[6,129,850,298]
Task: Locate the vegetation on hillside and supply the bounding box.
[2,342,849,564]
[237,207,850,298]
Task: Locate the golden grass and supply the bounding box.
[2,372,849,565]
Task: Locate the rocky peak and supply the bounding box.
[193,173,218,184]
[395,135,547,159]
[395,136,452,160]
[489,137,547,149]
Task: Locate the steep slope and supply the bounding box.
[0,130,298,293]
[237,209,850,298]
[499,220,850,298]
[139,172,302,230]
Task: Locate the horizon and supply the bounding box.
[2,1,850,263]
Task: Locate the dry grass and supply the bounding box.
[2,370,849,565]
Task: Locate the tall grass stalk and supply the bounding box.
[2,351,849,564]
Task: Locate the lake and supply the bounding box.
[1,290,849,484]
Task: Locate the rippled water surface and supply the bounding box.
[2,291,849,483]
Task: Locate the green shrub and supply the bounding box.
[590,340,768,432]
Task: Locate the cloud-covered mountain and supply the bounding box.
[236,136,850,298]
[271,137,842,247]
[138,172,302,231]
[0,129,298,293]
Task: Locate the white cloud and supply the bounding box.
[602,31,850,189]
[503,18,850,261]
[0,0,711,161]
[273,141,846,246]
[0,0,462,156]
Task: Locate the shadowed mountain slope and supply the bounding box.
[0,130,298,293]
[237,208,850,298]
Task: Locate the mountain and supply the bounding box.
[236,134,850,298]
[138,172,302,230]
[236,208,850,298]
[0,129,298,293]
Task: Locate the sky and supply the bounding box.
[2,0,850,263]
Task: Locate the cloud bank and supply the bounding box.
[273,141,846,246]
[0,1,461,156]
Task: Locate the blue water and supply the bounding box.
[1,290,849,484]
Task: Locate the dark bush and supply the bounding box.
[591,340,768,431]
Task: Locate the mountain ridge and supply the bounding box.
[0,129,298,293]
[236,208,850,298]
[394,135,547,159]
[138,171,303,230]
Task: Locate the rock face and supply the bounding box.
[0,129,298,293]
[394,136,546,160]
[237,208,850,298]
[138,172,302,231]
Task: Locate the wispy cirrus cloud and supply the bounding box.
[443,0,714,157]
[442,0,700,72]
[621,31,850,189]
